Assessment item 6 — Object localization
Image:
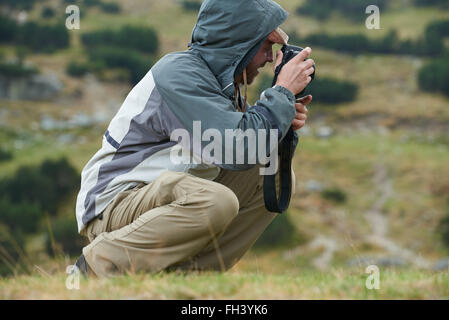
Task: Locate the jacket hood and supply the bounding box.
[189,0,288,98]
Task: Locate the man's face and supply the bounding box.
[237,39,275,85]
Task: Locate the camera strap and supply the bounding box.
[263,126,294,213]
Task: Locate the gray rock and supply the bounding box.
[305,180,324,192]
[57,134,75,145]
[433,259,449,271]
[316,126,333,138]
[0,74,63,101]
[347,256,407,268]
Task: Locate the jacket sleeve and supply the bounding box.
[153,55,296,170]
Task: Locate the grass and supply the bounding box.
[1,260,448,299]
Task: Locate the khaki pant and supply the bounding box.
[82,164,295,277]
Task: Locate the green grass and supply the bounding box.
[1,266,448,299]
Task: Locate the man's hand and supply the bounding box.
[292,95,312,131]
[274,47,315,97]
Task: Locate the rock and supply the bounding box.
[316,126,333,138]
[305,180,324,192]
[433,259,449,271]
[0,74,63,101]
[298,125,311,136]
[57,134,75,145]
[347,256,407,268]
[68,113,93,128]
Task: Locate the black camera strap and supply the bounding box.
[263,126,294,213]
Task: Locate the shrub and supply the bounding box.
[41,6,56,18]
[0,148,12,162]
[414,0,449,7]
[180,0,202,12]
[0,158,80,215]
[253,213,297,249]
[88,46,153,84]
[307,78,359,104]
[67,62,89,77]
[296,0,388,22]
[289,18,449,56]
[0,15,17,43]
[100,2,121,13]
[0,224,26,276]
[418,59,449,97]
[0,197,43,234]
[46,215,85,256]
[2,0,36,10]
[82,25,159,55]
[15,21,70,52]
[0,62,38,78]
[321,188,347,204]
[83,0,102,6]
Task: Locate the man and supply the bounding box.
[74,0,314,277]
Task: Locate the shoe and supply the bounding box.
[74,254,89,277]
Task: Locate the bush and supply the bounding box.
[321,188,347,204]
[180,0,202,12]
[0,148,12,162]
[0,62,38,78]
[308,78,359,104]
[253,213,297,249]
[296,0,388,22]
[2,0,36,10]
[0,158,80,215]
[0,15,69,52]
[83,0,102,6]
[414,0,449,7]
[289,18,449,56]
[418,59,449,97]
[88,46,153,84]
[16,21,70,52]
[41,6,56,18]
[46,215,85,256]
[0,197,43,234]
[67,62,89,77]
[100,2,121,14]
[82,25,159,55]
[0,15,17,43]
[0,224,26,276]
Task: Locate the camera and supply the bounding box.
[272,44,316,98]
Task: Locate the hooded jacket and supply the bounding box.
[75,0,299,233]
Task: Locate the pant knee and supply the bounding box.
[205,183,239,231]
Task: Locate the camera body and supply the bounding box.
[272,44,316,98]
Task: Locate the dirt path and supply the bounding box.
[363,164,432,269]
[284,163,432,270]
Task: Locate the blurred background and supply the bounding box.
[0,0,448,280]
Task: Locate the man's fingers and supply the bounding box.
[292,119,305,130]
[295,47,312,62]
[297,94,313,105]
[295,103,308,114]
[300,59,315,70]
[295,113,307,121]
[305,66,315,76]
[273,50,283,72]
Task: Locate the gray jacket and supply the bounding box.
[76,0,298,232]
